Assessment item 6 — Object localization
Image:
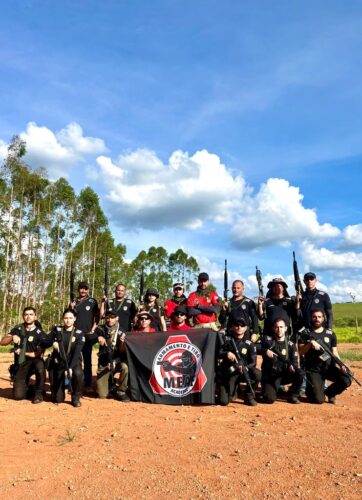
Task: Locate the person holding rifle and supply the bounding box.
[100,283,137,332]
[299,309,351,404]
[296,272,333,330]
[46,308,85,407]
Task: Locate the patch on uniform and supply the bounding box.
[241,348,247,355]
[86,305,90,311]
[72,337,76,342]
[152,308,157,313]
[126,299,131,303]
[324,337,330,343]
[81,336,85,342]
[319,291,325,295]
[282,348,286,355]
[314,298,320,304]
[242,304,246,310]
[283,301,287,306]
[123,306,127,311]
[28,336,34,342]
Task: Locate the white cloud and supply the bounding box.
[97,148,247,230]
[19,121,108,179]
[301,241,362,271]
[0,139,7,162]
[341,224,362,248]
[327,279,362,303]
[230,178,340,249]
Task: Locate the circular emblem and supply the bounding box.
[242,305,246,310]
[152,308,157,313]
[282,348,286,355]
[28,336,34,342]
[241,348,247,355]
[152,341,202,397]
[123,306,127,311]
[86,305,90,311]
[324,337,330,343]
[283,301,287,306]
[314,299,320,304]
[72,337,76,343]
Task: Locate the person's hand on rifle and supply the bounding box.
[266,349,276,359]
[53,341,59,351]
[258,295,264,305]
[65,368,72,379]
[288,364,295,373]
[295,293,301,309]
[120,333,126,343]
[310,340,321,351]
[98,336,107,347]
[337,364,348,374]
[250,333,257,343]
[12,334,21,345]
[227,352,237,362]
[102,294,108,303]
[222,300,229,311]
[238,364,244,374]
[69,300,76,309]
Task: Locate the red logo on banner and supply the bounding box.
[149,334,207,397]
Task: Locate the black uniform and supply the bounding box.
[105,297,137,331]
[10,323,48,402]
[74,295,99,388]
[218,335,261,405]
[299,327,351,404]
[219,297,259,339]
[261,296,297,337]
[46,326,85,404]
[261,335,304,403]
[298,289,333,329]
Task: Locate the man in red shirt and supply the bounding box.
[187,272,220,331]
[168,306,191,331]
[133,312,156,333]
[164,283,188,325]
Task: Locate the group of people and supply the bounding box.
[0,271,352,407]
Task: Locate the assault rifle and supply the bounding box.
[304,330,361,387]
[54,329,73,393]
[104,256,109,298]
[139,266,145,304]
[69,266,75,303]
[229,337,255,397]
[292,251,304,295]
[256,266,264,297]
[223,259,229,301]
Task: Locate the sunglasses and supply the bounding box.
[305,277,316,281]
[175,313,186,317]
[139,317,150,321]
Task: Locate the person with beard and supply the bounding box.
[100,283,137,331]
[164,283,188,328]
[296,272,333,330]
[139,288,167,331]
[217,317,260,406]
[89,309,129,401]
[187,272,220,331]
[168,305,191,331]
[299,309,351,404]
[70,281,99,393]
[257,278,297,338]
[1,307,47,403]
[219,279,259,342]
[261,318,304,404]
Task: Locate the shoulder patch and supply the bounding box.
[298,327,306,333]
[319,291,325,295]
[56,327,62,332]
[244,298,251,303]
[265,336,273,341]
[76,329,82,334]
[126,299,131,303]
[245,340,251,345]
[326,329,333,334]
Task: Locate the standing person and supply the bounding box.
[168,305,191,331]
[70,281,99,393]
[133,312,157,333]
[296,272,333,329]
[219,279,259,341]
[299,310,351,404]
[89,309,129,401]
[0,307,47,404]
[100,283,137,331]
[46,308,85,407]
[187,272,220,331]
[164,283,188,327]
[140,288,167,331]
[257,278,297,338]
[217,317,260,406]
[261,318,304,404]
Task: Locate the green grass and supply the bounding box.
[339,350,362,362]
[334,327,362,343]
[333,302,362,327]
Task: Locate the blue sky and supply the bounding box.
[1,1,362,301]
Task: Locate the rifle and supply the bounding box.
[69,266,75,304]
[104,256,109,298]
[54,329,73,393]
[256,266,264,297]
[105,327,123,392]
[292,251,304,295]
[223,259,229,302]
[304,330,361,387]
[139,266,145,304]
[229,337,255,397]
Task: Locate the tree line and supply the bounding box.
[0,136,199,332]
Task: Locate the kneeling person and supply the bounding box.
[47,308,85,407]
[261,318,304,404]
[91,309,129,401]
[218,318,261,406]
[168,306,191,331]
[299,309,351,404]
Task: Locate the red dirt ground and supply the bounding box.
[0,346,361,499]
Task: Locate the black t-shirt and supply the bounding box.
[75,296,99,334]
[263,297,296,335]
[261,335,298,374]
[49,326,85,369]
[299,327,337,373]
[219,297,259,334]
[220,336,257,370]
[106,297,137,331]
[10,324,47,354]
[300,289,333,329]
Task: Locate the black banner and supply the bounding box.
[125,329,217,404]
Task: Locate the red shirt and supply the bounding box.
[164,297,187,319]
[168,322,191,331]
[133,327,156,333]
[187,290,219,324]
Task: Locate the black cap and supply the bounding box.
[145,287,159,298]
[198,272,209,281]
[78,281,89,289]
[105,308,118,317]
[229,311,247,327]
[304,272,316,280]
[267,277,288,289]
[172,305,188,317]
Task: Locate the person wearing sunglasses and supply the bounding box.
[133,312,157,333]
[296,272,333,329]
[168,305,191,331]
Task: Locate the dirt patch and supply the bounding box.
[0,345,361,499]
